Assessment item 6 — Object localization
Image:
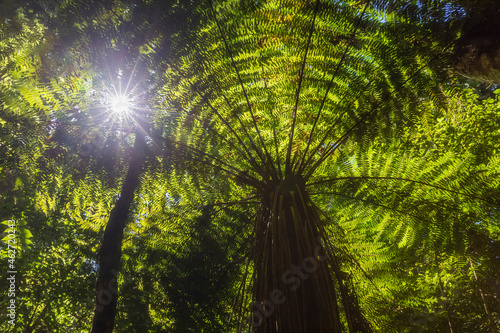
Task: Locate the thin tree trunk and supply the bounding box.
[438,274,454,333]
[91,130,146,333]
[496,278,500,313]
[469,258,498,333]
[25,303,43,333]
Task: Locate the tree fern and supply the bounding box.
[3,0,500,332]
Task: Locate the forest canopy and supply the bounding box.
[1,0,499,332]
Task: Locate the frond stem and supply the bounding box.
[208,0,277,180]
[285,0,321,176]
[166,139,261,186]
[295,1,370,175]
[309,176,496,204]
[166,62,267,177]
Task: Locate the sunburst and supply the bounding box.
[110,94,133,116]
[95,65,148,134]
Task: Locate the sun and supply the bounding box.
[95,65,147,132]
[95,90,138,132]
[110,94,132,115]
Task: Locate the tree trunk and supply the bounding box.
[438,274,454,333]
[250,177,370,332]
[90,130,146,333]
[454,4,500,83]
[469,258,498,333]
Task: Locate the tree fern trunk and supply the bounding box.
[250,178,370,332]
[91,131,146,333]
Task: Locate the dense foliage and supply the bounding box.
[1,0,499,332]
